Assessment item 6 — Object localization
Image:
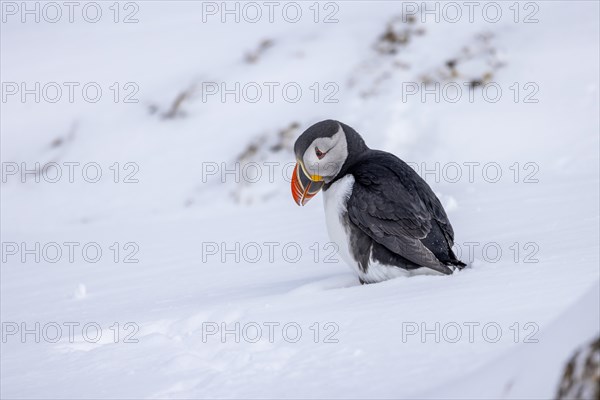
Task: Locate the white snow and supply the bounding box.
[73,283,87,300]
[1,1,599,399]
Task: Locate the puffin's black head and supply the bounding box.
[291,120,368,206]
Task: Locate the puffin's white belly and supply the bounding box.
[323,175,436,283]
[323,175,356,273]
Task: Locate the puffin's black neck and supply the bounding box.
[324,122,369,190]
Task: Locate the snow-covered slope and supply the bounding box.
[1,2,599,398]
[425,281,600,399]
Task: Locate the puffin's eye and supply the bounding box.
[315,147,325,159]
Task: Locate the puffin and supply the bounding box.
[291,120,465,284]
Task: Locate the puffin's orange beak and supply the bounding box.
[291,162,325,206]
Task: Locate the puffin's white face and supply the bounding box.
[301,125,348,184]
[292,124,349,206]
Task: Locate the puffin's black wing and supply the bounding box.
[346,151,460,275]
